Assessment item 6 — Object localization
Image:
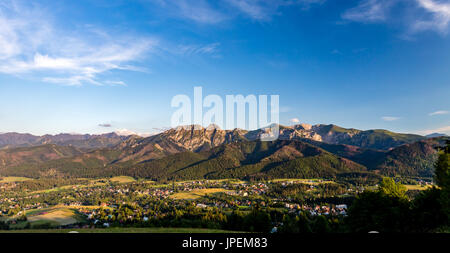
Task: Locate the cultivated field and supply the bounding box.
[109,176,136,183]
[27,208,82,227]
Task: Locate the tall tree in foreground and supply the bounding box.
[379,177,407,199]
[435,140,450,189]
[346,177,410,232]
[435,140,450,222]
[411,140,450,232]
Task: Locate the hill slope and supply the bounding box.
[114,140,367,181]
[0,126,445,180]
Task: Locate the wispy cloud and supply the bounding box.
[104,81,128,86]
[98,123,112,128]
[226,0,274,21]
[150,0,227,24]
[341,0,450,36]
[155,41,222,61]
[0,1,156,86]
[177,43,221,56]
[429,110,449,116]
[342,0,395,23]
[151,0,325,23]
[225,0,325,21]
[413,0,450,34]
[381,116,400,121]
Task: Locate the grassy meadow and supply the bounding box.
[170,188,232,200]
[0,176,33,182]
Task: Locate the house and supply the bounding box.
[336,204,347,209]
[196,203,208,208]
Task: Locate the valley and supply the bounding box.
[0,124,448,233]
[0,174,436,232]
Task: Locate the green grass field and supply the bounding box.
[0,227,242,233]
[175,179,246,185]
[404,184,432,191]
[0,176,32,182]
[170,188,231,200]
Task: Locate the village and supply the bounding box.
[0,176,365,231]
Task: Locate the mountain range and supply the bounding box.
[0,132,131,149]
[0,124,447,181]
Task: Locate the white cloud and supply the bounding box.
[429,110,449,116]
[290,118,301,124]
[417,125,450,135]
[104,81,128,86]
[342,0,395,23]
[226,0,271,21]
[43,76,102,86]
[0,2,52,60]
[150,0,324,23]
[341,0,450,36]
[225,0,325,21]
[414,0,450,34]
[381,116,400,121]
[177,43,220,56]
[150,0,227,24]
[0,2,156,86]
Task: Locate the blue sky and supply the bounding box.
[0,0,449,136]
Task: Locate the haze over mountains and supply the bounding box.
[0,132,132,150]
[0,123,447,181]
[425,133,449,138]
